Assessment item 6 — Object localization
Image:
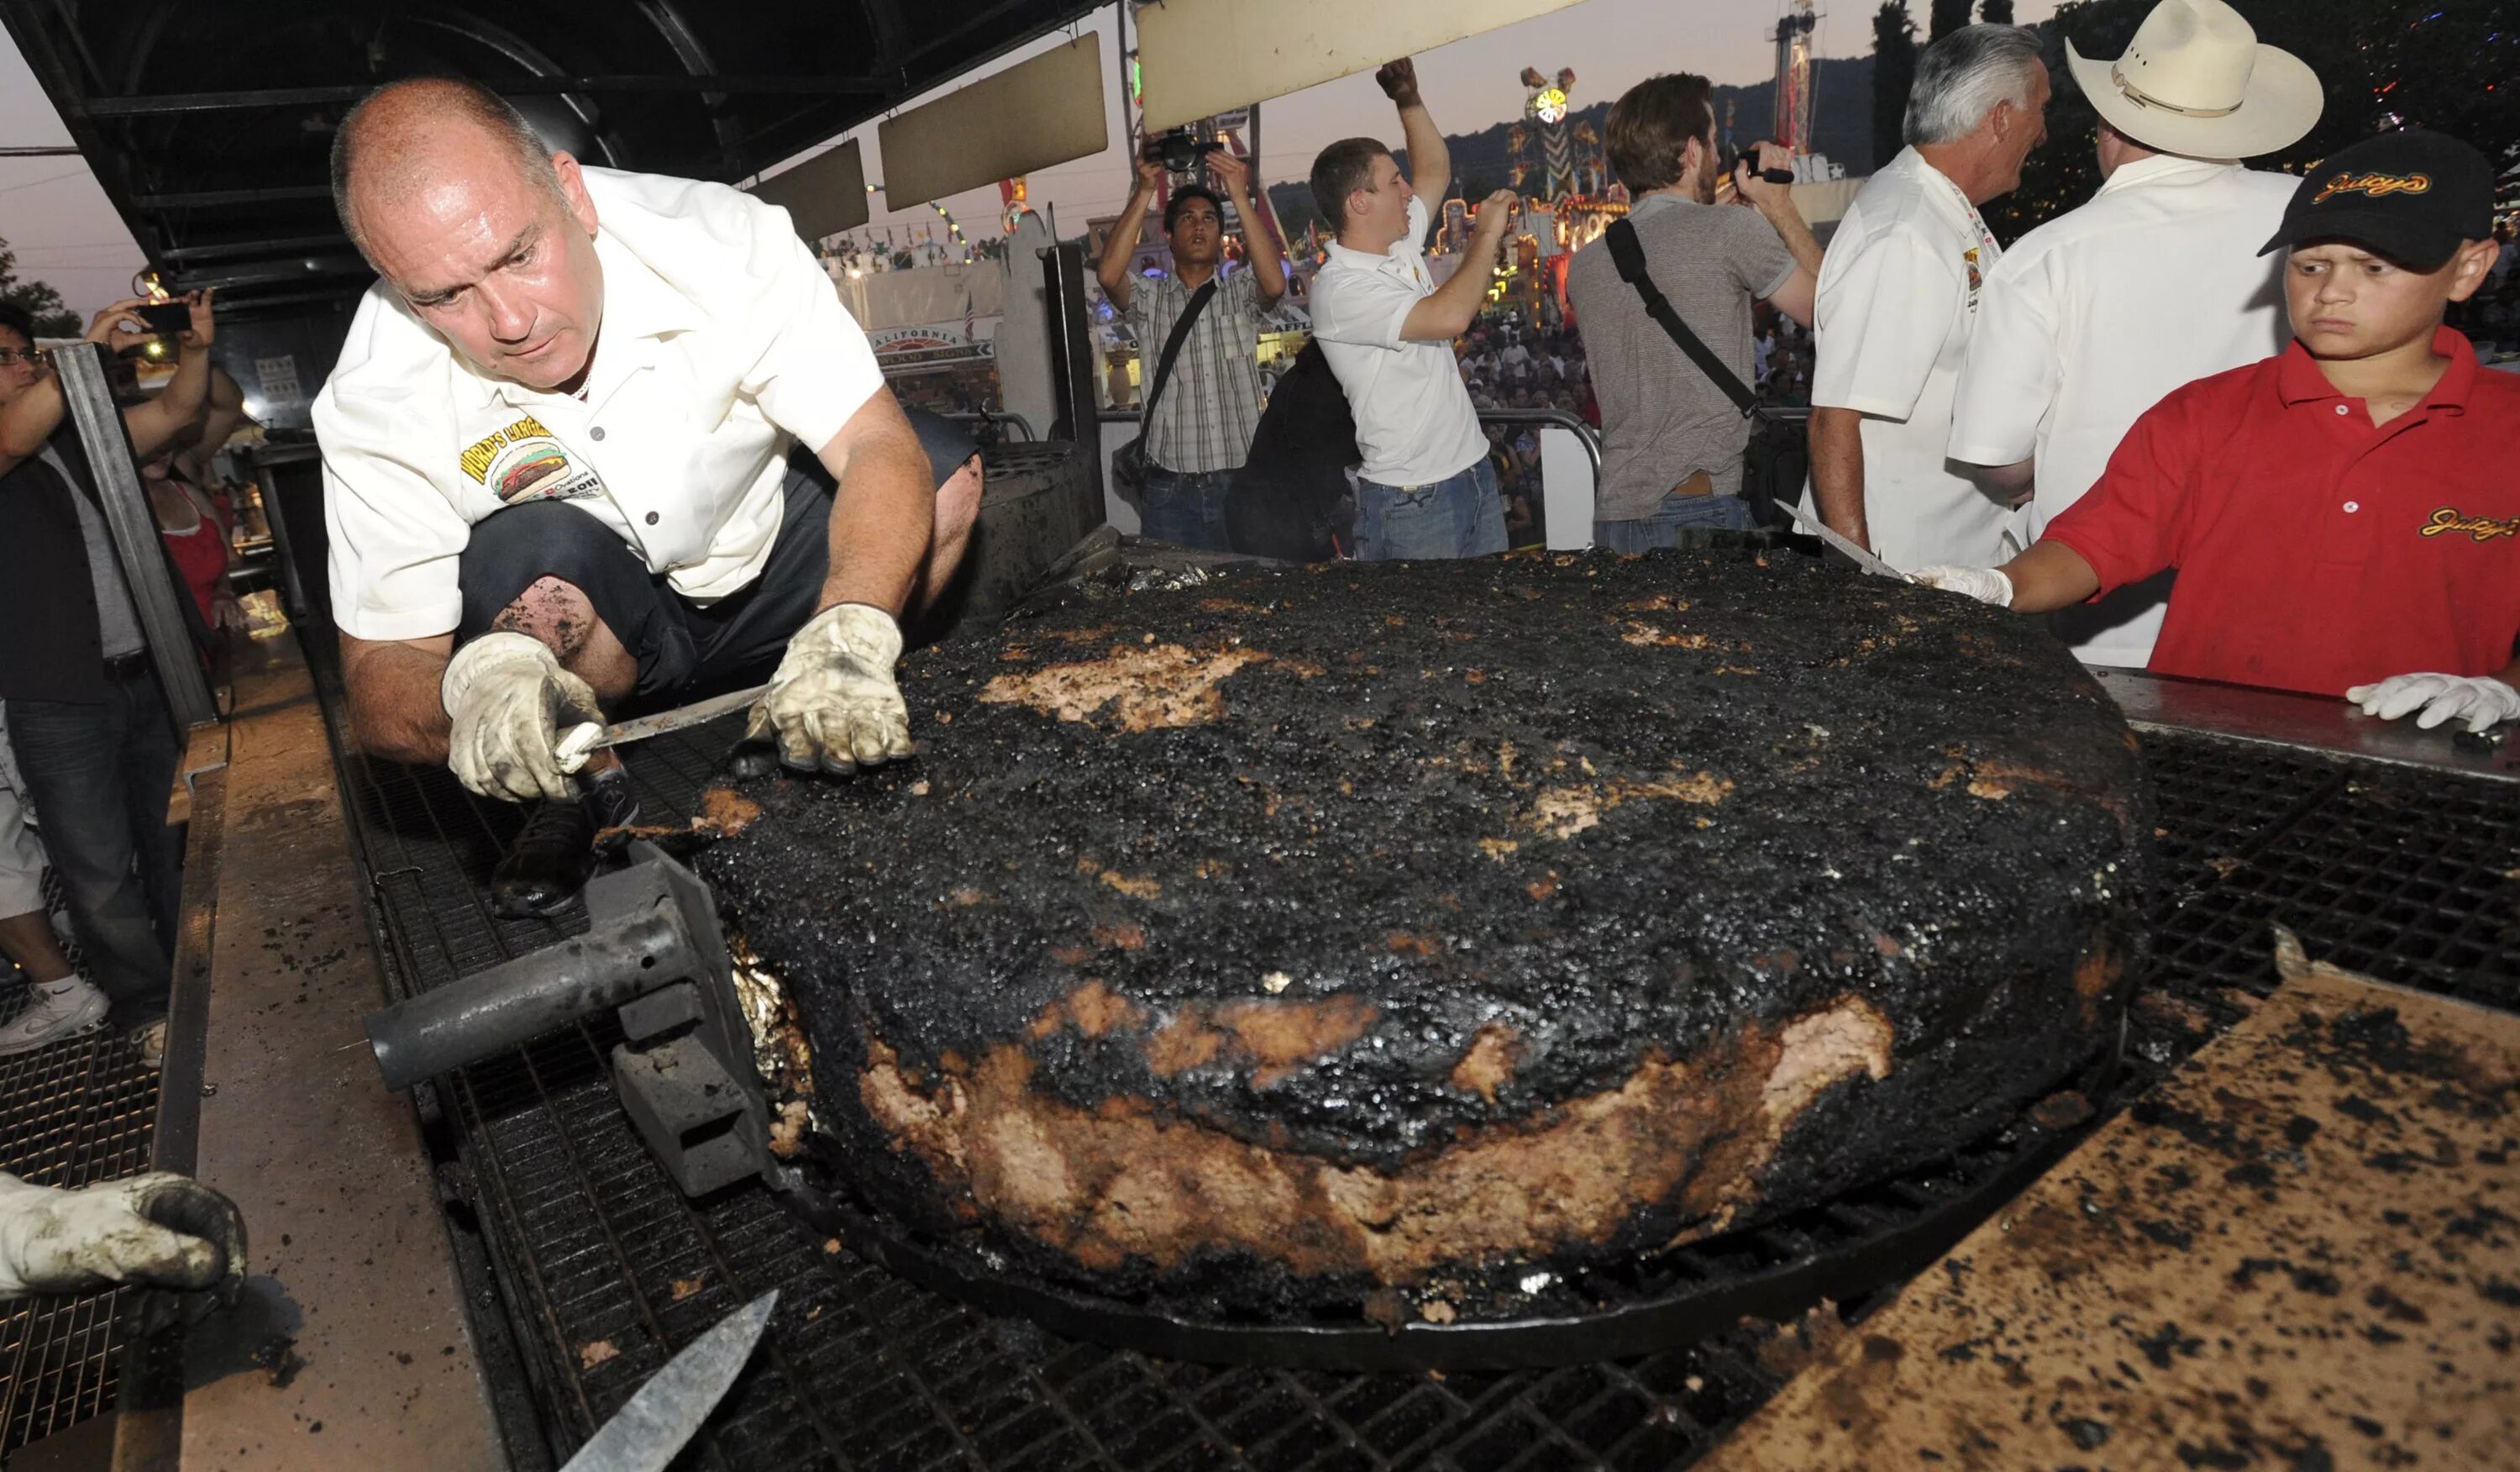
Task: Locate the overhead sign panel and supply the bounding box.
[1137,0,1588,133]
[750,139,870,241]
[879,35,1106,208]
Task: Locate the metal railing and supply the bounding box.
[1092,404,1606,487]
[937,408,1039,442]
[1474,407,1602,484]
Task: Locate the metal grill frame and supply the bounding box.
[307,628,2520,1470]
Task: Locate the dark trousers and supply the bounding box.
[5,666,181,1023]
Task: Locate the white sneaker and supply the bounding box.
[0,980,110,1057]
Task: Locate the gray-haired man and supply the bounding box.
[1805,24,2049,568]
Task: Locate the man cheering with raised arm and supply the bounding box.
[1096,144,1288,552]
[316,79,983,916]
[1307,59,1520,560]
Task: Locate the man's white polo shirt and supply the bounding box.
[1949,154,2295,667]
[1808,146,2013,570]
[1310,197,1487,488]
[314,166,886,643]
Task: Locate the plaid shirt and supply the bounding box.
[1127,269,1268,474]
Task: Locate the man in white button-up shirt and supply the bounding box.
[1806,24,2049,570]
[316,79,979,913]
[1946,0,2321,667]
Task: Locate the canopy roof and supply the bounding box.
[2,0,1101,315]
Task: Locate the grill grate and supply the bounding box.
[307,623,2520,1470]
[0,868,163,1456]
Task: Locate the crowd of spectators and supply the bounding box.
[1458,320,1593,418]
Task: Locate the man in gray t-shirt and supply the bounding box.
[1566,73,1824,550]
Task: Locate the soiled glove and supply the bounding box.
[1911,565,2014,607]
[440,633,602,802]
[746,603,912,775]
[0,1171,246,1300]
[2344,672,2520,733]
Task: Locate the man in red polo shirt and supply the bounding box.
[1913,130,2517,730]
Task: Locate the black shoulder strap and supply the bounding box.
[1141,278,1219,430]
[1604,218,1759,417]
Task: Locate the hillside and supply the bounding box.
[1265,55,1877,235]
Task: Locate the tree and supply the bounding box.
[1989,0,2520,245]
[0,239,79,338]
[1872,2,1919,169]
[1929,0,1975,39]
[1980,0,2015,21]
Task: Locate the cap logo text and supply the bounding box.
[2313,171,2432,206]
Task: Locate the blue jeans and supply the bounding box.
[1355,460,1507,561]
[6,668,182,1022]
[1138,465,1237,553]
[1593,492,1756,552]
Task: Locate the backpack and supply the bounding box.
[1224,340,1360,561]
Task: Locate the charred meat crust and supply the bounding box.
[701,549,2149,1309]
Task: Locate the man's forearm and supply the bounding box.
[1231,187,1289,301]
[817,431,933,618]
[342,638,454,765]
[1753,197,1824,280]
[1971,457,2035,502]
[1397,103,1447,212]
[1403,233,1504,343]
[1097,188,1156,299]
[1807,406,1869,548]
[1992,541,2101,614]
[126,345,213,460]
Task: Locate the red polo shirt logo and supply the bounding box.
[2420,507,2520,543]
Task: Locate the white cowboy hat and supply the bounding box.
[2066,0,2321,159]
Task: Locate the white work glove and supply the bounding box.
[440,632,602,803]
[2344,673,2520,733]
[1910,565,2015,607]
[0,1171,246,1300]
[745,603,912,775]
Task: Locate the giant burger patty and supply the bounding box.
[700,549,2149,1315]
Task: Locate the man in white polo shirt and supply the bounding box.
[1806,24,2049,568]
[317,78,980,913]
[1946,0,2318,667]
[1307,59,1520,560]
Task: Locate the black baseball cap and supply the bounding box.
[2260,129,2495,271]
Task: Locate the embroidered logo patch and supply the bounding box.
[2312,171,2432,206]
[2420,507,2520,543]
[459,413,604,505]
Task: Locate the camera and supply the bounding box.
[1721,140,1799,187]
[1146,128,1224,175]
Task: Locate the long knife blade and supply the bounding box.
[556,682,769,770]
[558,1290,778,1472]
[1775,502,1915,583]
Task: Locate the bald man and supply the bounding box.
[315,79,980,915]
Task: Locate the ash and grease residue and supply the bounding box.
[699,549,2152,1315]
[1700,936,2520,1470]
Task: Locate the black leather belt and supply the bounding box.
[102,650,151,681]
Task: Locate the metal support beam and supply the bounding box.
[80,74,890,118]
[50,344,218,733]
[1039,239,1105,518]
[129,185,336,208]
[159,234,351,263]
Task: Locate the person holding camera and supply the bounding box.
[1097,142,1288,552]
[1308,58,1520,560]
[0,290,218,1058]
[1565,72,1822,549]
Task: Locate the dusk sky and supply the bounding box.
[0,0,2062,321]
